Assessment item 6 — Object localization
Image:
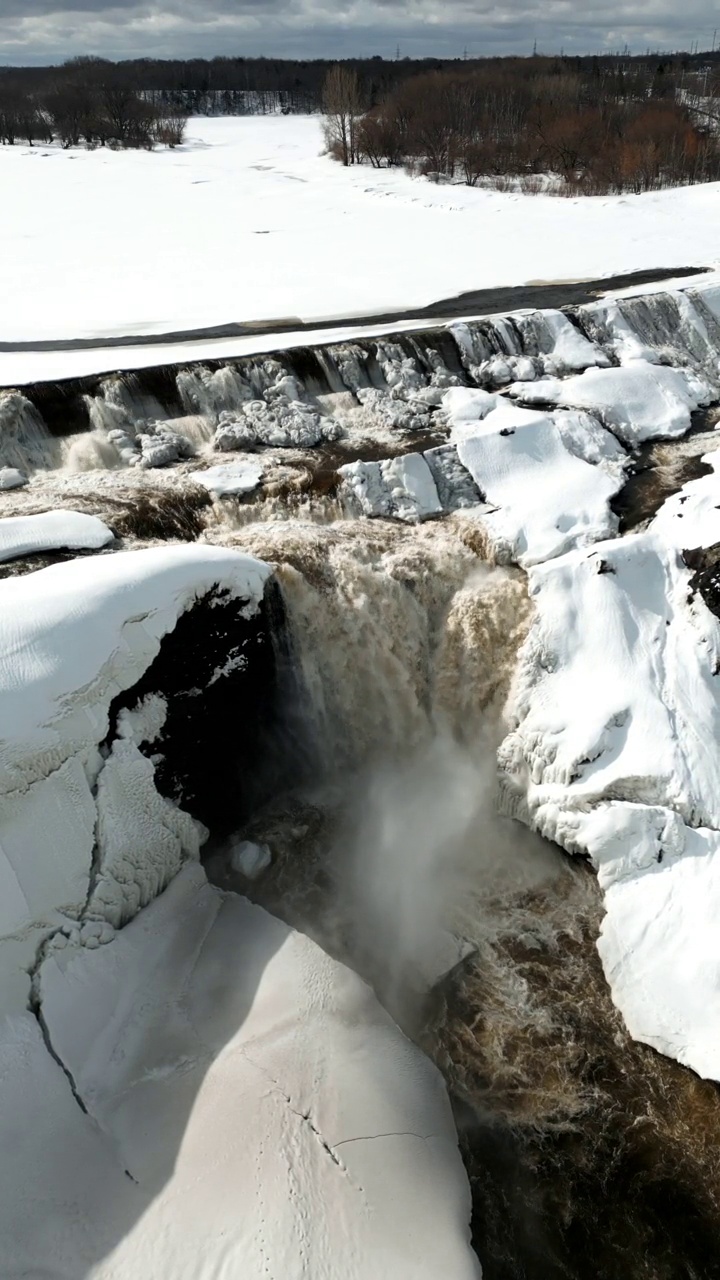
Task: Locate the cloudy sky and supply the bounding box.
[1,0,719,64]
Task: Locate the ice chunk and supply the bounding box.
[340,452,442,523]
[191,462,264,497]
[0,467,28,491]
[230,839,272,880]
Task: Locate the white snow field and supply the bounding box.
[0,544,479,1280]
[0,114,719,353]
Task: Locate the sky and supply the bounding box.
[0,0,719,65]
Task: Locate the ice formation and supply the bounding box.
[3,279,720,487]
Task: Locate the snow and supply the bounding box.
[510,361,714,446]
[499,453,720,1078]
[340,453,444,523]
[0,864,479,1280]
[0,508,113,562]
[0,115,718,359]
[0,539,478,1275]
[447,396,627,566]
[191,461,264,496]
[0,543,269,782]
[0,544,270,989]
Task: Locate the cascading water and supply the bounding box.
[204,514,531,772]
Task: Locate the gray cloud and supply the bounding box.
[0,0,718,64]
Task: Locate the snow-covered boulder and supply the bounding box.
[510,361,713,446]
[448,398,628,566]
[229,837,272,879]
[0,509,114,563]
[0,543,271,1004]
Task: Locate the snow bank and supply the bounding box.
[447,396,627,565]
[509,361,714,446]
[500,455,720,1077]
[0,508,113,562]
[0,544,270,998]
[0,863,478,1279]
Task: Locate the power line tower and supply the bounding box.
[395,43,401,61]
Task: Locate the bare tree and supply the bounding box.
[322,64,362,166]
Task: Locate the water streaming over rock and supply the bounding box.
[6,285,720,477]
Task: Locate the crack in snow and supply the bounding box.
[334,1131,438,1149]
[25,926,139,1184]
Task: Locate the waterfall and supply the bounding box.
[4,283,720,481]
[206,515,531,774]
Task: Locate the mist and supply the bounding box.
[334,732,565,1028]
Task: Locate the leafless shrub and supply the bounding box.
[151,112,187,148]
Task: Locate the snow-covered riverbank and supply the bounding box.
[0,114,719,356]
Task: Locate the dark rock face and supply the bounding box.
[107,579,304,836]
[684,544,720,621]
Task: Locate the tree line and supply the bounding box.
[323,59,720,193]
[1,49,720,179]
[0,58,187,148]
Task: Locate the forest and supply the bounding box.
[325,59,720,194]
[0,50,719,191]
